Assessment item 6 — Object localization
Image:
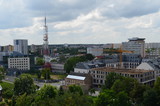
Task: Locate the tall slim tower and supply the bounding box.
[43,16,49,56]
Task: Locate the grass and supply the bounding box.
[0,81,14,89]
[0,81,14,99]
[50,74,67,80]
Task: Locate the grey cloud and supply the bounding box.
[100,0,160,18]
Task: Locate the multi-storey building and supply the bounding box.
[87,47,103,56]
[122,37,145,58]
[14,39,28,55]
[136,59,160,80]
[145,43,160,59]
[89,67,154,86]
[8,57,30,70]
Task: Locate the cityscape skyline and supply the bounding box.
[1,0,160,45]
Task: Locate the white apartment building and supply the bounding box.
[14,39,28,55]
[8,57,30,70]
[122,37,145,58]
[87,47,103,56]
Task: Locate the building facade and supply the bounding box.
[122,37,145,58]
[8,57,30,70]
[87,47,103,56]
[89,67,154,86]
[14,39,28,55]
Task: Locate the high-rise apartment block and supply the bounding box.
[14,39,28,55]
[122,37,145,57]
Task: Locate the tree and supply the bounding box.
[68,85,83,95]
[59,55,66,63]
[111,77,136,95]
[14,74,36,96]
[36,57,44,65]
[103,72,123,89]
[113,91,131,106]
[85,54,94,60]
[96,90,131,106]
[15,93,35,106]
[154,77,160,93]
[64,56,86,73]
[36,71,41,79]
[0,67,5,81]
[89,88,95,95]
[55,93,93,106]
[130,82,148,104]
[143,89,159,106]
[36,84,57,100]
[41,68,51,80]
[95,89,116,106]
[58,86,64,96]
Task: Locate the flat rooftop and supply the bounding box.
[128,37,145,41]
[66,75,86,80]
[90,67,153,74]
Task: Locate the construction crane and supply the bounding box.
[103,48,134,68]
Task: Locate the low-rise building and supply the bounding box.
[89,67,154,86]
[51,63,65,73]
[65,73,92,92]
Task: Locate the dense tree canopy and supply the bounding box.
[103,72,123,89]
[68,85,83,95]
[14,74,36,96]
[36,84,57,101]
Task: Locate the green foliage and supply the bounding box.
[85,54,95,60]
[0,101,6,106]
[55,93,93,106]
[14,74,36,96]
[64,56,86,73]
[36,57,45,65]
[111,77,136,95]
[89,88,96,95]
[104,72,123,89]
[0,82,14,99]
[50,59,57,62]
[95,90,131,106]
[15,93,35,106]
[36,84,57,100]
[130,82,148,104]
[143,89,160,106]
[68,85,83,95]
[59,55,66,63]
[0,67,5,81]
[95,89,116,106]
[58,86,64,96]
[154,77,160,93]
[36,71,41,79]
[41,68,51,80]
[113,91,131,106]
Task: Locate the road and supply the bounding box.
[4,76,65,89]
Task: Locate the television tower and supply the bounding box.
[43,16,49,56]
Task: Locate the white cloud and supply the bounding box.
[1,0,160,45]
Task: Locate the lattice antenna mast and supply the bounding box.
[43,16,49,56]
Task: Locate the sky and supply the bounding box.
[1,0,160,45]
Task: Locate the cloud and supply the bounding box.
[1,0,160,45]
